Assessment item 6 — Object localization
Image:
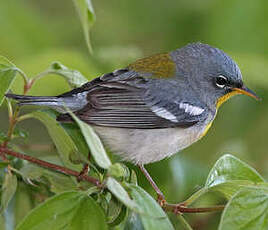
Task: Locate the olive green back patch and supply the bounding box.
[128,53,175,78]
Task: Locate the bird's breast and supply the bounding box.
[93,119,211,165]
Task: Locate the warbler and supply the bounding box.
[6,43,259,201]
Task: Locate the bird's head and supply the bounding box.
[171,43,260,109]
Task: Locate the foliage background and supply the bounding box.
[0,0,268,229]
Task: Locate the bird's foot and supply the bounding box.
[162,202,187,215]
[155,193,188,213]
[156,193,167,207]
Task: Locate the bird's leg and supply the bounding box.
[138,165,225,214]
[138,165,166,206]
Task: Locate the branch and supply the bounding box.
[163,203,225,214]
[0,147,101,188]
[0,147,226,214]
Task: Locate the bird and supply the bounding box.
[6,42,260,203]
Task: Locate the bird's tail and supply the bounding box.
[5,92,88,113]
[5,93,59,105]
[5,93,67,113]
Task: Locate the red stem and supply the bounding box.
[0,147,101,187]
[0,147,226,214]
[164,203,225,214]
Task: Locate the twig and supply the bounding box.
[0,147,101,188]
[0,147,225,214]
[0,105,19,160]
[163,203,225,214]
[2,106,20,148]
[1,67,36,159]
[0,106,21,161]
[15,67,29,87]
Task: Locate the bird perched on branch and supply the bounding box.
[6,43,260,203]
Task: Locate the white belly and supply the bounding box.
[93,124,207,165]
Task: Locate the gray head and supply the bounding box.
[170,42,259,108]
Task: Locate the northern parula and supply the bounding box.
[6,43,260,201]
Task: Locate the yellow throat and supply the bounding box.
[201,90,240,138]
[216,90,240,109]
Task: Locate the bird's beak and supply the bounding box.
[232,85,261,101]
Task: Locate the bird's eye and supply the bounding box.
[215,75,228,88]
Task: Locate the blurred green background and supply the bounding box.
[0,0,268,229]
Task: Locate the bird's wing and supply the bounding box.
[57,68,207,129]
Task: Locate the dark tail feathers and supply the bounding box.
[5,93,59,106]
[5,93,87,113]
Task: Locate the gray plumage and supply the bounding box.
[5,93,88,113]
[6,43,247,164]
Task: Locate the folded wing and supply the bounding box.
[57,69,205,129]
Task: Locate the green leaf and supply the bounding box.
[69,111,112,169]
[0,55,17,106]
[13,127,29,140]
[1,172,17,213]
[129,169,138,185]
[205,154,265,199]
[49,62,88,88]
[16,191,108,230]
[106,177,137,210]
[73,0,96,53]
[219,188,268,230]
[108,163,130,181]
[68,196,108,230]
[61,123,89,165]
[61,123,89,160]
[108,205,127,227]
[206,180,268,200]
[128,184,174,230]
[206,154,264,187]
[19,163,77,194]
[124,211,144,230]
[27,110,84,171]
